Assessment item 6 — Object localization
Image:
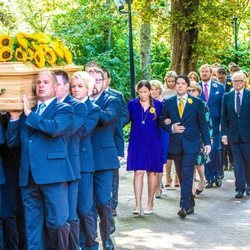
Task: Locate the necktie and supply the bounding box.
[204,83,209,102]
[36,102,46,115]
[178,97,184,118]
[236,92,241,116]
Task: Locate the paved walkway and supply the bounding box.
[111,164,250,250]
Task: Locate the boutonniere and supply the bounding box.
[226,82,232,85]
[213,83,218,88]
[149,107,155,114]
[187,98,193,104]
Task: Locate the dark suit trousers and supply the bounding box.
[111,168,119,210]
[1,179,26,250]
[21,175,70,250]
[172,153,197,210]
[230,142,250,192]
[94,170,113,242]
[77,172,98,249]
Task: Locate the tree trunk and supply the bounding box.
[140,22,151,80]
[170,0,199,74]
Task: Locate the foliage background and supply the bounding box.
[0,0,249,100]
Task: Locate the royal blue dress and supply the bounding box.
[127,98,163,173]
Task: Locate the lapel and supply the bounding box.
[95,91,106,108]
[199,82,206,101]
[41,98,57,118]
[228,91,238,117]
[64,94,71,103]
[241,89,249,115]
[208,81,218,103]
[182,94,192,119]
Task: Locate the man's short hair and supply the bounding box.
[217,67,227,75]
[176,74,190,87]
[54,70,69,84]
[200,64,212,73]
[102,67,111,78]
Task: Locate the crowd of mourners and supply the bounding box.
[0,61,249,250]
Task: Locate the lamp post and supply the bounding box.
[233,16,239,64]
[114,0,135,98]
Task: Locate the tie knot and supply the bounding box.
[237,92,240,96]
[204,83,208,87]
[39,103,46,109]
[36,102,46,115]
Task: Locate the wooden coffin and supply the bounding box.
[0,62,83,110]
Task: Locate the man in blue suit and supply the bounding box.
[103,68,129,218]
[0,113,26,250]
[160,74,211,218]
[199,64,225,188]
[216,67,233,175]
[0,122,6,249]
[6,71,75,250]
[89,68,120,249]
[71,71,101,250]
[55,70,87,250]
[221,72,250,198]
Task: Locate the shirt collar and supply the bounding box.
[37,97,56,108]
[202,80,211,86]
[81,96,89,103]
[235,89,244,95]
[177,93,188,100]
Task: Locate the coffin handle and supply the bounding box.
[0,88,6,95]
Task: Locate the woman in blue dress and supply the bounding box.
[127,80,163,215]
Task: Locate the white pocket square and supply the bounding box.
[215,91,219,94]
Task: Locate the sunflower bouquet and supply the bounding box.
[0,32,73,68]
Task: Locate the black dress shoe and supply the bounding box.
[215,176,222,187]
[177,208,187,218]
[103,237,114,250]
[205,181,213,188]
[195,188,203,195]
[112,209,117,217]
[235,191,244,199]
[186,207,194,215]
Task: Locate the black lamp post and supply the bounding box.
[114,0,135,98]
[233,16,239,64]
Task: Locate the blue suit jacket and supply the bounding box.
[107,88,129,157]
[6,98,75,186]
[91,91,120,171]
[0,123,5,185]
[221,89,250,143]
[199,80,225,134]
[63,95,87,179]
[159,95,211,154]
[79,98,100,173]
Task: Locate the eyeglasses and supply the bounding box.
[95,79,104,83]
[233,80,244,83]
[188,89,197,93]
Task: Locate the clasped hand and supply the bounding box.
[173,122,185,134]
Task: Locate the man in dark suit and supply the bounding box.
[89,68,120,249]
[199,64,225,188]
[216,67,234,174]
[221,71,250,198]
[0,113,26,250]
[55,70,87,250]
[0,122,6,249]
[71,71,101,250]
[160,74,211,218]
[103,68,129,218]
[6,71,75,250]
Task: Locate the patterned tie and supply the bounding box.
[204,83,209,102]
[36,102,46,115]
[236,92,241,116]
[178,97,184,118]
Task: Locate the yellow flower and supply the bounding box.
[16,33,28,49]
[44,46,57,66]
[150,107,155,113]
[15,47,27,62]
[63,46,73,64]
[34,49,45,68]
[0,47,13,61]
[39,33,51,44]
[0,35,12,47]
[226,82,232,85]
[27,49,34,60]
[187,98,193,104]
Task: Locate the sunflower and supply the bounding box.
[15,47,28,62]
[0,47,13,62]
[44,46,57,66]
[16,33,28,49]
[27,48,34,61]
[63,47,72,64]
[34,49,45,68]
[39,33,51,44]
[0,35,12,47]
